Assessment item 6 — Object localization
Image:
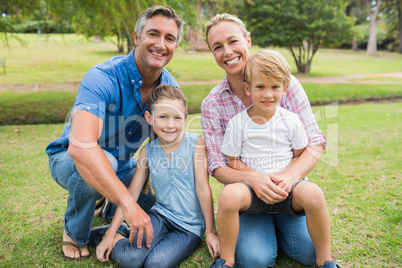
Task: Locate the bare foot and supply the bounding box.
[63,230,90,259]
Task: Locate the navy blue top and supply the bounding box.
[46,49,179,176]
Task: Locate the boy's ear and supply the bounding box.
[244,82,251,96]
[283,84,289,96]
[144,111,152,125]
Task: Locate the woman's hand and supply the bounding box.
[206,233,220,259]
[96,234,114,262]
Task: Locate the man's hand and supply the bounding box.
[247,172,288,205]
[121,201,153,248]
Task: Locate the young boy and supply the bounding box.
[209,50,340,268]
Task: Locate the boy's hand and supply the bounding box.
[248,172,288,205]
[96,234,114,262]
[270,174,291,194]
[206,233,220,259]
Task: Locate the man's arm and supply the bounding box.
[67,110,152,240]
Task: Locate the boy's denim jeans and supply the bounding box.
[48,150,155,247]
[235,213,316,267]
[111,211,202,268]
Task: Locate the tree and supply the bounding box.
[244,0,354,74]
[366,0,382,56]
[382,0,402,53]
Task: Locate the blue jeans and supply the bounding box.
[48,150,155,247]
[235,213,316,267]
[112,211,202,268]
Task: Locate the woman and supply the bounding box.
[201,14,327,267]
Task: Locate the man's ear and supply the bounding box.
[144,111,152,125]
[134,31,139,47]
[244,82,251,96]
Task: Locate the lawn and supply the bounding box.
[1,34,402,84]
[0,33,401,268]
[0,103,401,267]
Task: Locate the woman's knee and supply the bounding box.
[236,245,276,268]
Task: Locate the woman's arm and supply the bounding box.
[193,136,219,259]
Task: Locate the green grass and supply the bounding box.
[1,34,402,85]
[0,103,401,267]
[0,83,401,125]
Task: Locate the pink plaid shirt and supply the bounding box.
[201,75,327,176]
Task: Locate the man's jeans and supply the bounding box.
[111,211,202,268]
[235,213,316,267]
[48,150,155,247]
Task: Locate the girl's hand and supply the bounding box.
[96,234,114,262]
[206,233,220,259]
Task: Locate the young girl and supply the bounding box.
[94,84,219,267]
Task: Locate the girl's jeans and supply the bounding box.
[112,211,202,268]
[48,150,155,247]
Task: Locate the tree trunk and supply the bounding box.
[398,0,402,54]
[188,0,209,51]
[366,0,382,56]
[352,39,359,51]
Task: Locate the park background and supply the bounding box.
[0,0,401,267]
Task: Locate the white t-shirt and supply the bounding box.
[221,106,308,174]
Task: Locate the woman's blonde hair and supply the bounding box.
[204,13,250,50]
[244,50,291,86]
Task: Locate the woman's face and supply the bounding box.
[207,21,251,76]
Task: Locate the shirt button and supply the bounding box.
[131,79,134,83]
[116,146,119,149]
[86,107,90,110]
[139,80,142,84]
[129,132,132,135]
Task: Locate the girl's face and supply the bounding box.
[207,21,251,76]
[145,98,186,146]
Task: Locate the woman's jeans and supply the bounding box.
[235,213,316,267]
[112,211,202,268]
[48,150,155,247]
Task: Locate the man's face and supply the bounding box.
[134,15,179,72]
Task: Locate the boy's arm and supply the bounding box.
[193,136,220,259]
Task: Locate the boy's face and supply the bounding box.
[244,71,288,119]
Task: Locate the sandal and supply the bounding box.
[62,241,90,260]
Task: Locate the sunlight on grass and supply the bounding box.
[1,34,402,85]
[0,103,401,267]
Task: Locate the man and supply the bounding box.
[46,5,183,260]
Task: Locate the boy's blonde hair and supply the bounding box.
[204,13,250,50]
[244,50,291,86]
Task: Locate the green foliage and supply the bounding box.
[243,0,355,73]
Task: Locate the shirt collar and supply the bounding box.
[124,48,170,88]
